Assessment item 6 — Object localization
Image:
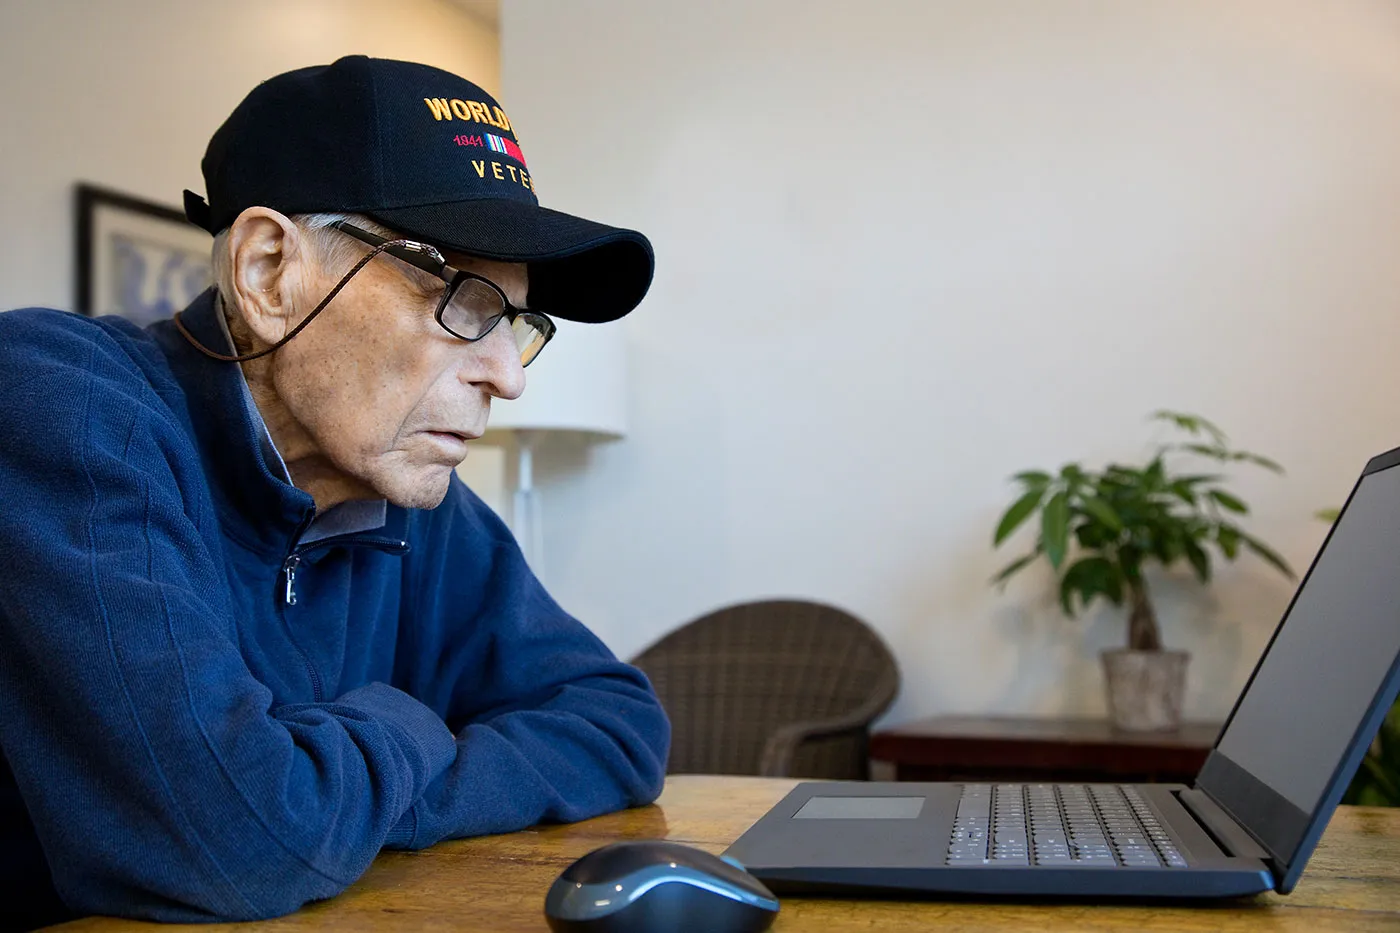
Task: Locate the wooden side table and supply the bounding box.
[870,715,1222,784]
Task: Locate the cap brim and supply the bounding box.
[364,199,653,324]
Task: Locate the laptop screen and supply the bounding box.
[1201,455,1400,872]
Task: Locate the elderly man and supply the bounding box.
[0,56,668,929]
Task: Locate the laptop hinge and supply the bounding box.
[1177,788,1272,863]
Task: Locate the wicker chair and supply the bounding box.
[629,599,900,779]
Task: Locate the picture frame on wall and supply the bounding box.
[74,183,213,325]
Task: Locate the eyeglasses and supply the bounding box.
[331,221,555,367]
[174,220,555,366]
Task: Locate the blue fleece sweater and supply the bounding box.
[0,292,669,925]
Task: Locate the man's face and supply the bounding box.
[267,234,527,510]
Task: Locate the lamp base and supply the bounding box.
[512,429,542,573]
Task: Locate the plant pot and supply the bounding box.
[1101,649,1190,732]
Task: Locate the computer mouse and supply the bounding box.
[544,839,779,933]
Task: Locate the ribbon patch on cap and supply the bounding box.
[484,133,526,167]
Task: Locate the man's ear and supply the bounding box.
[225,207,308,347]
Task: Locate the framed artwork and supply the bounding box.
[74,183,213,325]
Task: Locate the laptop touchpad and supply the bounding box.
[725,783,956,870]
[792,796,925,820]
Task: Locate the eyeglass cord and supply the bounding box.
[173,238,416,363]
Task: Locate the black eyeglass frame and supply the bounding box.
[330,221,555,366]
[175,220,556,366]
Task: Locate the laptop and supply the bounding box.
[724,445,1400,899]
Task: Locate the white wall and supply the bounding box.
[0,0,498,311]
[0,0,508,511]
[501,0,1400,726]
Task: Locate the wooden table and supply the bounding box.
[870,716,1222,784]
[48,775,1400,932]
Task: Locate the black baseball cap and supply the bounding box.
[184,55,652,324]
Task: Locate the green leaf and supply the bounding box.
[1101,466,1143,494]
[1060,463,1086,488]
[1074,522,1115,549]
[1077,496,1123,533]
[994,488,1046,546]
[1352,703,1400,806]
[1196,415,1228,445]
[1217,524,1241,560]
[1184,442,1234,460]
[1152,409,1195,431]
[1239,532,1295,580]
[1152,410,1228,445]
[1183,538,1212,584]
[1013,470,1052,489]
[1171,474,1224,503]
[1358,755,1400,806]
[1377,710,1400,765]
[991,552,1039,589]
[1042,491,1071,570]
[1058,556,1123,615]
[1169,480,1199,506]
[1355,781,1395,807]
[1153,526,1183,565]
[1143,458,1166,491]
[1208,489,1249,514]
[1058,576,1075,615]
[1236,451,1284,474]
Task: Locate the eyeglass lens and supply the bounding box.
[439,278,549,366]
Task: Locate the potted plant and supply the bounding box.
[991,411,1295,732]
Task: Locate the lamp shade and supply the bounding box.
[483,318,627,439]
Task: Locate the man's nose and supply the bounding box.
[463,321,526,400]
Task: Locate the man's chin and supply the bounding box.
[379,467,454,510]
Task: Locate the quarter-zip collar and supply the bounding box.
[148,290,409,563]
[150,290,313,553]
[281,506,411,606]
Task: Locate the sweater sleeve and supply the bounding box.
[0,312,457,922]
[387,479,671,849]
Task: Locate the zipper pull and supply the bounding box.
[283,554,301,606]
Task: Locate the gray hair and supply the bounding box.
[210,211,398,309]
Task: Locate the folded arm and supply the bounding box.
[0,313,457,921]
[387,481,671,848]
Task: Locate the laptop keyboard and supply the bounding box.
[947,783,1188,868]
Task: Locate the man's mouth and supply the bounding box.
[423,430,479,454]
